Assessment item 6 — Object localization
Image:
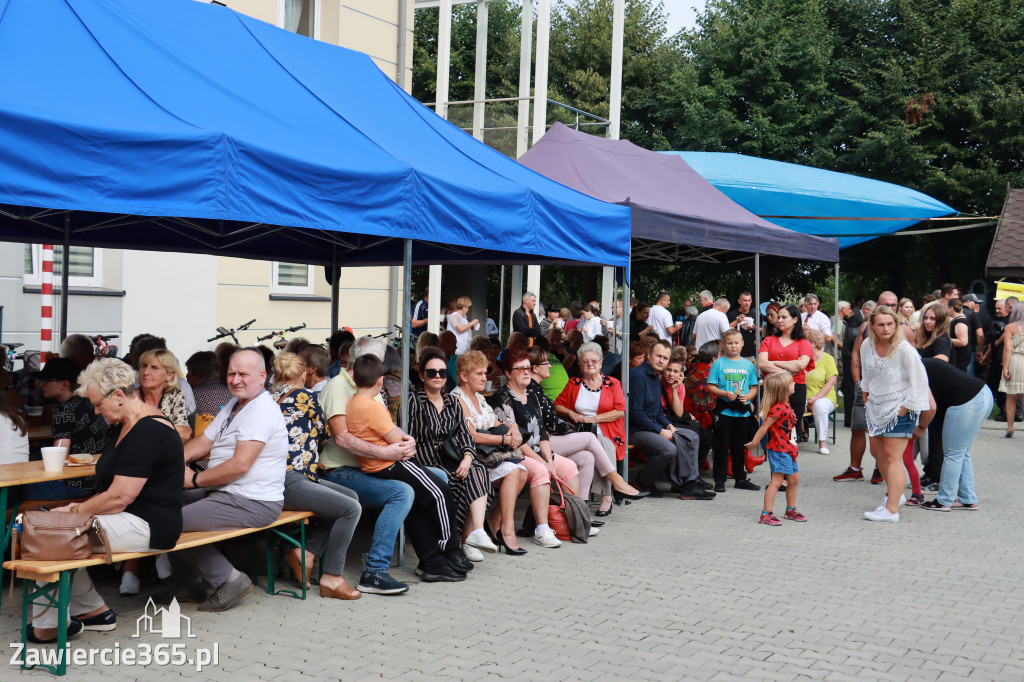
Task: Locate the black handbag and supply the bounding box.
[439,427,467,470]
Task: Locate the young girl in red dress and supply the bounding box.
[746,372,807,526]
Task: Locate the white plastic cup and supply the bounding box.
[485,381,493,392]
[25,406,43,416]
[41,446,68,472]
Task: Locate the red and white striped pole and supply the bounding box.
[41,244,54,357]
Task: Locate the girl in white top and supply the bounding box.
[446,296,478,356]
[579,303,605,343]
[0,406,29,465]
[860,304,931,522]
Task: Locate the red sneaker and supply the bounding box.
[833,467,864,482]
[784,508,807,522]
[759,512,782,526]
[870,467,884,484]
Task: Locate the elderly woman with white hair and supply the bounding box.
[29,358,184,643]
[553,342,648,516]
[803,329,838,455]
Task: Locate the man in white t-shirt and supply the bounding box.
[694,298,732,348]
[800,294,833,343]
[173,349,288,612]
[649,291,680,341]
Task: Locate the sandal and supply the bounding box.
[921,499,951,512]
[951,501,979,511]
[905,493,925,506]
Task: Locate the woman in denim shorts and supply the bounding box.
[859,305,930,522]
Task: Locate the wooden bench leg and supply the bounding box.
[264,520,307,600]
[19,570,73,676]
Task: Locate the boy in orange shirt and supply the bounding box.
[347,355,470,582]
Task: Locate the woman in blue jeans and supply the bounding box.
[918,358,992,511]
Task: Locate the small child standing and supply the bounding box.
[347,354,469,582]
[745,372,807,525]
[707,329,760,493]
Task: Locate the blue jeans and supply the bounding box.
[23,480,94,501]
[937,386,993,507]
[322,465,446,574]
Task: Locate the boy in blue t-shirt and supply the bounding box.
[707,329,760,493]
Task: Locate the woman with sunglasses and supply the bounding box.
[407,347,494,562]
[491,349,581,548]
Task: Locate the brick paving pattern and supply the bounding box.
[3,422,1021,680]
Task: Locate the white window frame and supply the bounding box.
[23,244,103,288]
[271,261,314,295]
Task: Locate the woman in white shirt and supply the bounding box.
[446,296,479,356]
[860,304,930,523]
[0,392,29,465]
[579,303,605,343]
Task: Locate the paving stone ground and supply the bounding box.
[3,419,1022,680]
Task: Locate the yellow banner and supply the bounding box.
[995,281,1024,300]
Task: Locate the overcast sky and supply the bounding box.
[662,0,705,35]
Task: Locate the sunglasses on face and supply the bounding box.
[512,365,532,373]
[424,368,448,379]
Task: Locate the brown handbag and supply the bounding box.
[12,511,113,564]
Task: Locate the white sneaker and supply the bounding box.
[588,526,600,537]
[464,528,497,553]
[881,494,907,507]
[533,528,562,548]
[819,446,830,455]
[119,571,140,595]
[155,553,173,580]
[864,506,900,522]
[462,543,484,562]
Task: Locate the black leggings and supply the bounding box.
[790,383,807,434]
[713,415,749,483]
[370,461,458,569]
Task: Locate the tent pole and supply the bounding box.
[834,261,840,352]
[59,214,71,344]
[754,253,761,413]
[620,260,630,490]
[388,266,400,341]
[400,239,413,430]
[498,265,506,343]
[330,246,339,334]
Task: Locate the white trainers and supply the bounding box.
[819,446,830,455]
[461,543,484,562]
[119,571,140,595]
[864,506,900,522]
[588,526,600,537]
[533,528,562,548]
[881,494,907,507]
[155,553,173,580]
[464,528,497,553]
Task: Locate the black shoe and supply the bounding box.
[444,548,474,574]
[778,484,787,492]
[420,563,466,582]
[995,413,1007,422]
[27,619,84,644]
[735,479,761,491]
[713,482,725,493]
[589,519,605,527]
[75,609,116,631]
[920,477,935,488]
[697,478,714,491]
[678,488,716,500]
[613,488,651,502]
[594,507,613,517]
[357,571,409,595]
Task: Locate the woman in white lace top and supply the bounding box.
[860,305,930,523]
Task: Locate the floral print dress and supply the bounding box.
[270,383,326,481]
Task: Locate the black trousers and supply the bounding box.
[713,415,750,483]
[923,412,946,482]
[840,359,855,427]
[371,460,457,569]
[790,383,808,434]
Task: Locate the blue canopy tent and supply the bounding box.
[662,152,956,248]
[0,0,631,431]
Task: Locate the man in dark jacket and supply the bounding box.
[629,339,715,500]
[838,301,861,427]
[511,292,543,346]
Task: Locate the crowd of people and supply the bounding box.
[0,282,1015,643]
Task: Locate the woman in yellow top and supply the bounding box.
[803,330,837,455]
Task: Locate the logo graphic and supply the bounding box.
[134,598,195,639]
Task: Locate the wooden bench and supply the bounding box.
[4,510,315,676]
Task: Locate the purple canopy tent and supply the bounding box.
[518,123,839,265]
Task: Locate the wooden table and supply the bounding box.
[1,457,99,606]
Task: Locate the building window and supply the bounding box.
[271,262,314,294]
[23,244,102,288]
[279,0,316,38]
